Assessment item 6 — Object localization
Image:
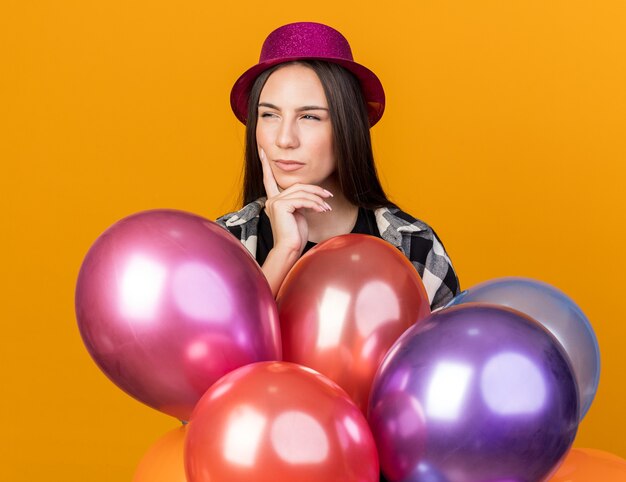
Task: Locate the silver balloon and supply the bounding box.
[447,277,600,419]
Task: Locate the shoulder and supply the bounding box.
[215,198,267,258]
[374,205,460,309]
[377,205,451,260]
[373,205,436,249]
[215,197,266,230]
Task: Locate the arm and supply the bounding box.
[261,245,301,297]
[424,230,460,311]
[258,148,332,298]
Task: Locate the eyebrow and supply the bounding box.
[258,102,329,112]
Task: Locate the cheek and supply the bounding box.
[255,128,267,149]
[255,122,275,149]
[309,130,335,166]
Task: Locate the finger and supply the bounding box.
[278,182,333,199]
[272,197,330,213]
[276,191,332,210]
[260,148,280,198]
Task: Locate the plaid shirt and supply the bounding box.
[216,197,460,310]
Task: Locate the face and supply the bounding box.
[256,63,335,190]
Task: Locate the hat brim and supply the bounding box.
[230,56,385,127]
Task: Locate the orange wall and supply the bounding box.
[2,1,625,480]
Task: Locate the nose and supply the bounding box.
[275,118,300,149]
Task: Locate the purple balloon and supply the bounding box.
[448,277,600,419]
[76,209,281,421]
[369,304,578,482]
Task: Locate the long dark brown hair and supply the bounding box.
[241,59,398,210]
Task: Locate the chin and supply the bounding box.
[275,175,307,191]
[275,173,327,191]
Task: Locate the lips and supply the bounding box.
[275,159,304,165]
[274,160,305,172]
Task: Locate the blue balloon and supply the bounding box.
[369,304,578,482]
[447,277,600,419]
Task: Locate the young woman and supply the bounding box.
[217,21,460,311]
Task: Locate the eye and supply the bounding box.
[260,112,277,118]
[302,114,321,121]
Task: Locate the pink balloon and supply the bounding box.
[76,209,281,420]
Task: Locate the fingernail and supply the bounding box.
[324,189,333,197]
[324,202,332,211]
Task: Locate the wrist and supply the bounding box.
[271,243,302,260]
[262,245,301,298]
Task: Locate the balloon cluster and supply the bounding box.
[75,210,618,482]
